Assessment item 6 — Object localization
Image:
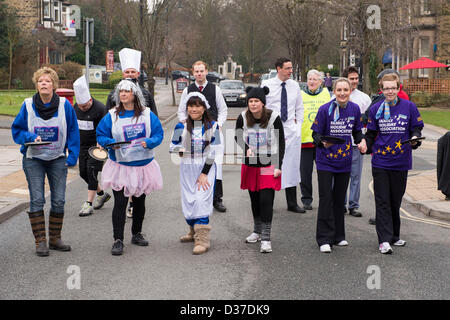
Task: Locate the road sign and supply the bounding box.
[176,78,188,93]
[106,51,114,73]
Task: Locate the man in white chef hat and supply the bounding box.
[105,48,158,117]
[73,75,110,217]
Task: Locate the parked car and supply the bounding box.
[259,73,269,86]
[172,70,189,80]
[268,69,277,79]
[206,71,226,83]
[219,80,247,107]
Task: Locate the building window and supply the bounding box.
[61,6,67,27]
[54,1,60,24]
[49,50,63,64]
[420,37,430,57]
[420,0,432,15]
[343,24,347,41]
[43,0,51,19]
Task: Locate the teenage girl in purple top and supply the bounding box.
[311,78,367,253]
[365,73,423,254]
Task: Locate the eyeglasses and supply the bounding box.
[382,87,399,92]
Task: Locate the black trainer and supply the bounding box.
[213,201,227,212]
[131,233,149,246]
[288,205,306,214]
[111,239,124,255]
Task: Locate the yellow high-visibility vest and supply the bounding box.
[301,89,331,144]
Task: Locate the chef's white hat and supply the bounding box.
[119,48,141,72]
[73,75,91,105]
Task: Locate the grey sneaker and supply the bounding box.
[245,232,261,243]
[93,192,111,210]
[111,239,124,256]
[79,201,94,217]
[393,239,406,246]
[127,204,133,218]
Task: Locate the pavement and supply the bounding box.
[1,89,449,223]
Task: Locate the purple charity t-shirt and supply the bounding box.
[311,100,363,173]
[367,98,424,171]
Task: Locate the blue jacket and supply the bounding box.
[11,98,80,167]
[96,109,163,166]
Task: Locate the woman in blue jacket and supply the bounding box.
[11,67,80,257]
[96,79,163,256]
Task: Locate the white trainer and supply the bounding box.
[336,240,349,246]
[320,244,331,253]
[393,239,406,246]
[260,241,272,253]
[245,232,261,243]
[379,242,393,254]
[79,201,93,217]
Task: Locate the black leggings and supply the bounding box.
[112,189,146,241]
[79,148,103,191]
[248,189,275,241]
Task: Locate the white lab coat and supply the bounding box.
[262,77,304,189]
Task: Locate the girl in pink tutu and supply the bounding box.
[235,86,285,253]
[96,79,163,255]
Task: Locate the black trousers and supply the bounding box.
[248,189,275,241]
[248,189,275,223]
[112,189,146,241]
[214,179,223,202]
[300,147,316,206]
[79,147,103,191]
[372,167,408,244]
[316,170,350,246]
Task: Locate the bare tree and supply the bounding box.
[114,0,171,95]
[268,0,327,81]
[5,6,20,89]
[228,0,274,79]
[327,0,420,92]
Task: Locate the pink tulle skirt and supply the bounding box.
[240,164,281,191]
[101,159,163,197]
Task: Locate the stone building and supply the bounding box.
[7,0,79,66]
[218,54,243,80]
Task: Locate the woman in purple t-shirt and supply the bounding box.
[311,78,367,253]
[365,74,423,254]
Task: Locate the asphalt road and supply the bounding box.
[0,110,448,300]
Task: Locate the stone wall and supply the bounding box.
[437,1,450,79]
[7,0,39,34]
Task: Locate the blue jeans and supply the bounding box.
[345,146,364,209]
[23,156,68,213]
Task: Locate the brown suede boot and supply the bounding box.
[28,210,49,257]
[193,224,211,255]
[49,211,71,251]
[180,226,195,243]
